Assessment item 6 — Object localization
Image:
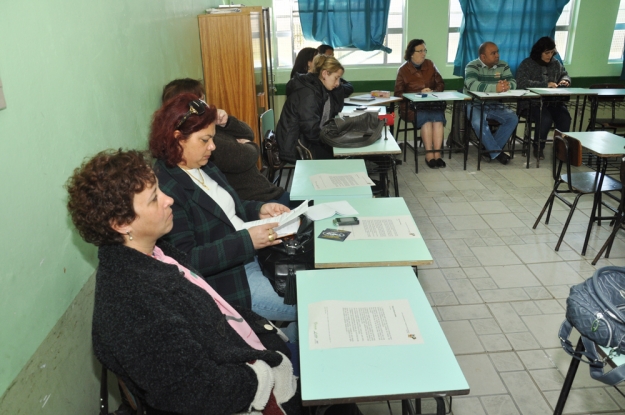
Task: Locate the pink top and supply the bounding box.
[152,246,265,351]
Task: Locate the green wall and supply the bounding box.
[0,0,215,400]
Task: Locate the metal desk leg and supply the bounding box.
[582,157,608,256]
[401,399,416,415]
[554,338,584,415]
[434,397,446,415]
[464,102,469,170]
[391,156,399,197]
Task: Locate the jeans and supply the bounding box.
[245,258,297,322]
[530,103,571,149]
[468,103,518,159]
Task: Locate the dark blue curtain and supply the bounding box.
[298,0,392,53]
[453,0,569,77]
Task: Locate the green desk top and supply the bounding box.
[563,131,625,157]
[314,197,433,268]
[344,94,403,107]
[290,160,372,201]
[403,90,471,102]
[297,266,470,405]
[528,87,598,96]
[592,88,625,96]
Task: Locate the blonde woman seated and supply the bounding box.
[394,39,446,168]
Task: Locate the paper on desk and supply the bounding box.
[471,90,528,97]
[308,299,423,350]
[242,200,308,238]
[305,201,358,221]
[310,172,375,190]
[337,215,421,240]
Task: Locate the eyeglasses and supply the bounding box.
[414,49,428,54]
[176,99,207,129]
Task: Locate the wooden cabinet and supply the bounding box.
[198,7,274,147]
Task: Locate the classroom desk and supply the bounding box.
[313,197,433,268]
[297,266,470,415]
[402,91,472,171]
[587,88,625,133]
[334,106,401,197]
[467,90,540,170]
[527,87,598,132]
[290,159,372,201]
[561,131,625,256]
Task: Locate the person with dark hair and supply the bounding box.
[161,79,289,204]
[516,36,571,160]
[149,94,297,326]
[318,44,334,56]
[290,47,318,79]
[65,149,300,415]
[394,39,446,168]
[277,55,347,162]
[464,41,518,165]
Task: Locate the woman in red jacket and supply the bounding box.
[394,39,446,168]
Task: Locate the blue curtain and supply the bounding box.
[298,0,392,53]
[453,0,569,77]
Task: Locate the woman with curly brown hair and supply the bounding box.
[65,149,299,415]
[149,94,297,327]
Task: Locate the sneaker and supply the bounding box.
[538,149,545,160]
[496,153,509,165]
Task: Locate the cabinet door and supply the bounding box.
[198,11,259,143]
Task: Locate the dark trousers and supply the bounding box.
[530,103,571,149]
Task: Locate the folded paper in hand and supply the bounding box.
[242,200,309,238]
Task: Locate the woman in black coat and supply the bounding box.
[277,55,349,162]
[65,149,299,415]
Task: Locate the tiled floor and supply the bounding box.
[356,146,625,415]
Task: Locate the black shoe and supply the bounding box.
[426,159,438,169]
[538,149,545,160]
[436,158,446,168]
[533,147,539,159]
[496,153,509,165]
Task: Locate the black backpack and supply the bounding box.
[320,112,384,148]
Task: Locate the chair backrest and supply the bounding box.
[260,109,275,136]
[554,130,582,167]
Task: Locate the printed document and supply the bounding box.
[336,215,421,240]
[310,172,375,190]
[308,299,423,349]
[242,200,308,238]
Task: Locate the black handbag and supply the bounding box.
[320,112,384,148]
[257,215,314,305]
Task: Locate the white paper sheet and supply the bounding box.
[470,90,528,97]
[305,201,359,221]
[336,215,421,240]
[310,172,375,190]
[242,200,308,238]
[308,299,423,350]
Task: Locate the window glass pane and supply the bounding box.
[448,0,462,27]
[554,31,569,60]
[556,2,573,26]
[617,2,625,24]
[447,32,460,64]
[610,30,625,60]
[386,33,403,64]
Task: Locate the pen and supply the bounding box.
[431,94,438,97]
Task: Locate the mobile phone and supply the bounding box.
[333,217,360,226]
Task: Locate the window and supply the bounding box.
[273,0,404,68]
[446,0,575,63]
[609,0,625,61]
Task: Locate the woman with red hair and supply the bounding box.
[149,94,297,331]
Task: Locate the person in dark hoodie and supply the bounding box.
[277,55,348,162]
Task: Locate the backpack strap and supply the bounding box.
[560,320,625,386]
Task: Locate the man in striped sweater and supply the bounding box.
[464,42,518,165]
